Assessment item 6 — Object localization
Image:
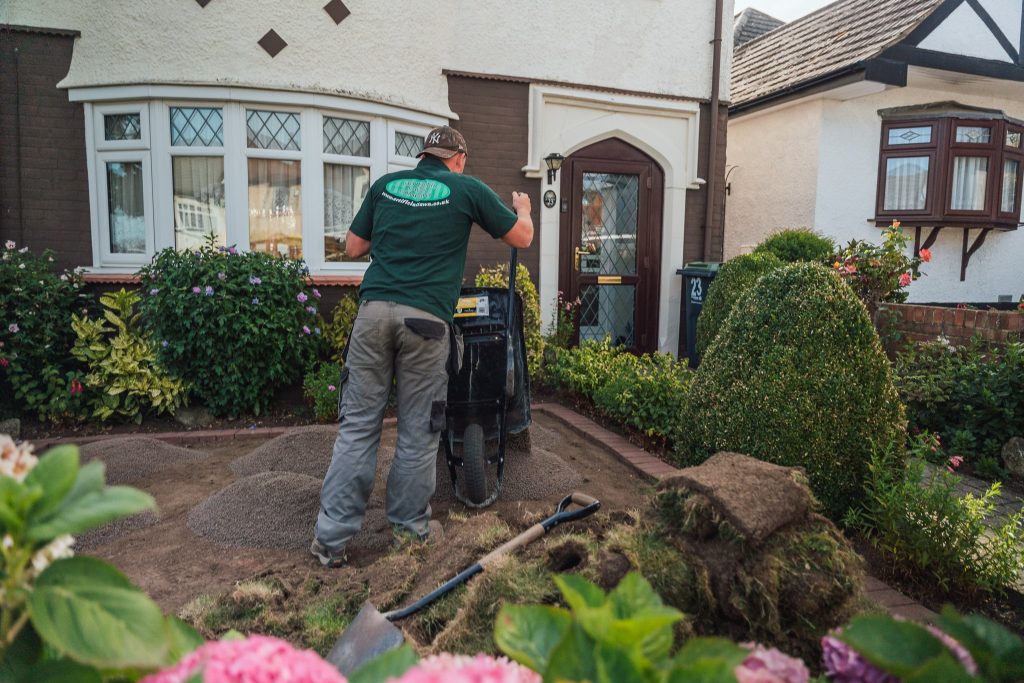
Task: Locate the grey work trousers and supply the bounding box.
[315,300,450,551]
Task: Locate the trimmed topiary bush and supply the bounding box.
[675,262,906,519]
[753,228,835,263]
[695,252,783,356]
[476,263,543,379]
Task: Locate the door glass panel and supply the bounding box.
[950,156,988,211]
[1001,159,1019,214]
[248,159,302,257]
[173,157,226,250]
[580,173,638,275]
[883,157,929,211]
[106,161,145,253]
[579,284,635,348]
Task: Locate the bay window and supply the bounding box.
[82,89,440,274]
[876,112,1024,229]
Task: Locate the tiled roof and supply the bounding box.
[734,8,785,47]
[731,0,944,107]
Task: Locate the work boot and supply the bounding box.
[310,538,347,568]
[392,520,444,549]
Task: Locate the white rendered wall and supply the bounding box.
[724,98,823,257]
[917,0,1019,63]
[3,0,728,118]
[727,69,1024,303]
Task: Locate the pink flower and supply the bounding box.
[312,289,322,299]
[919,248,932,263]
[948,455,964,473]
[390,653,540,683]
[327,385,336,392]
[7,324,18,334]
[736,645,809,683]
[302,326,311,335]
[297,292,309,303]
[899,272,912,287]
[140,635,346,683]
[192,286,202,294]
[0,357,8,368]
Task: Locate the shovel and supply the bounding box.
[327,492,601,675]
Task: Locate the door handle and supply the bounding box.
[574,247,586,271]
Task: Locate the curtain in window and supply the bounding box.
[248,159,302,258]
[323,164,370,262]
[107,162,145,253]
[1001,160,1019,214]
[883,157,929,211]
[173,157,226,250]
[950,156,988,211]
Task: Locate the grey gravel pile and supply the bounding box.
[76,511,160,550]
[80,437,208,485]
[433,441,583,502]
[188,472,320,550]
[230,425,337,479]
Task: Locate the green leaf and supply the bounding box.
[16,659,103,683]
[62,462,105,506]
[0,622,42,682]
[554,574,606,612]
[937,607,1024,682]
[495,604,573,673]
[26,486,155,541]
[672,637,747,669]
[595,642,647,683]
[545,622,598,683]
[608,573,666,618]
[841,615,947,677]
[606,610,682,662]
[903,651,974,683]
[666,658,741,683]
[165,616,204,665]
[348,645,418,683]
[28,557,169,669]
[23,445,79,519]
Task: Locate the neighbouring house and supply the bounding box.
[733,7,785,47]
[726,0,1024,304]
[0,0,732,355]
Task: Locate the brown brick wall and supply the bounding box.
[0,28,91,272]
[880,303,1024,349]
[683,102,729,264]
[446,76,541,287]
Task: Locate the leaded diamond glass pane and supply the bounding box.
[170,107,224,147]
[104,113,141,141]
[579,284,635,348]
[323,117,370,156]
[1007,131,1021,149]
[888,126,931,145]
[580,173,638,276]
[395,132,422,157]
[246,110,301,151]
[956,126,991,144]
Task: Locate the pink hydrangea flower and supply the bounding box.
[736,645,809,683]
[899,272,912,287]
[390,653,540,683]
[139,635,346,683]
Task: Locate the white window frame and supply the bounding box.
[76,85,448,274]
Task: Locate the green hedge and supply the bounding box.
[695,252,783,356]
[753,228,835,263]
[676,262,906,519]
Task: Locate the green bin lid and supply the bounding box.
[677,262,721,276]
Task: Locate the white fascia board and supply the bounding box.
[67,85,453,127]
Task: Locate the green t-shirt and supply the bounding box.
[350,156,518,321]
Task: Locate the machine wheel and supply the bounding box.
[463,423,488,505]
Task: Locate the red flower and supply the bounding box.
[70,379,83,396]
[0,357,7,368]
[918,248,932,262]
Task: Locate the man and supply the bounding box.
[311,125,534,566]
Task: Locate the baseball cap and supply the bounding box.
[418,125,468,159]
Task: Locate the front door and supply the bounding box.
[559,139,663,353]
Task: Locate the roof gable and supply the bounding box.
[734,8,785,46]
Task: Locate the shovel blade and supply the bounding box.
[327,602,406,676]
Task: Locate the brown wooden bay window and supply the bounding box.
[876,110,1024,230]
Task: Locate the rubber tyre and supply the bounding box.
[463,423,488,505]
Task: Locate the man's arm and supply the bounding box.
[501,192,534,249]
[346,230,371,258]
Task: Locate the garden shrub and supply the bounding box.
[695,251,783,356]
[895,338,1024,473]
[475,263,543,379]
[753,227,835,263]
[543,291,580,352]
[845,436,1024,596]
[322,292,359,364]
[833,220,929,316]
[303,361,343,422]
[675,262,906,519]
[137,243,320,416]
[0,241,92,421]
[71,289,188,423]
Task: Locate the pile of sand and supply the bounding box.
[230,425,337,479]
[80,437,208,485]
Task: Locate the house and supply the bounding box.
[726,0,1024,304]
[0,0,732,355]
[733,7,785,47]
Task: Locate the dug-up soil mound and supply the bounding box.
[80,437,208,485]
[635,452,864,661]
[230,425,337,479]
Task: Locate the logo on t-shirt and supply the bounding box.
[384,179,452,207]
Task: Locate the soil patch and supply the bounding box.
[84,412,654,614]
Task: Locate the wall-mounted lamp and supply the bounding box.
[544,153,565,185]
